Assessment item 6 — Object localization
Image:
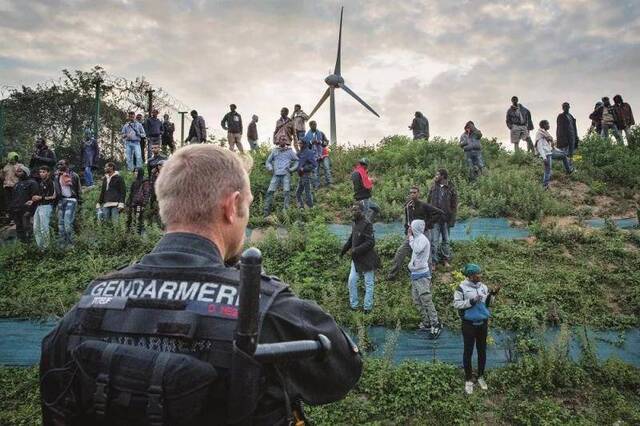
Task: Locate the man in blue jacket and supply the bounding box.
[263,140,298,216]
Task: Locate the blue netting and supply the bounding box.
[584,217,638,229]
[328,217,530,242]
[2,319,638,368]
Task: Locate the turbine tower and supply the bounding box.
[308,6,380,145]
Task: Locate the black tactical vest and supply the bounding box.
[40,265,288,426]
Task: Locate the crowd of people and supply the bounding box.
[1,94,637,395]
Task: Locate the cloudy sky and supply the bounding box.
[1,0,639,147]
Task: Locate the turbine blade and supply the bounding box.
[309,87,331,118]
[339,83,380,117]
[334,7,343,76]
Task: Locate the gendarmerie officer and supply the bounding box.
[40,144,362,425]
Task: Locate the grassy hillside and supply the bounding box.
[1,132,639,425]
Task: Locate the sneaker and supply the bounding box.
[428,324,442,340]
[477,377,488,391]
[465,381,474,395]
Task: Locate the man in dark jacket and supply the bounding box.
[351,158,380,222]
[80,129,99,187]
[387,186,445,280]
[556,102,579,161]
[247,114,259,151]
[187,109,207,143]
[221,104,244,152]
[341,201,379,313]
[598,97,623,145]
[460,121,484,181]
[427,169,458,268]
[9,164,38,242]
[96,162,126,224]
[144,109,163,159]
[505,96,534,152]
[613,95,635,145]
[31,166,57,249]
[295,140,317,209]
[409,111,429,140]
[41,144,362,425]
[54,160,82,247]
[29,138,57,181]
[161,113,176,153]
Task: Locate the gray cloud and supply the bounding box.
[1,0,639,146]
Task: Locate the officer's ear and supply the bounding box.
[220,190,242,224]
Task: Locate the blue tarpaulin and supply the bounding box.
[2,319,638,368]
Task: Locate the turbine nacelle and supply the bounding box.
[324,74,344,87]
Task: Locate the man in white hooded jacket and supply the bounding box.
[408,219,442,339]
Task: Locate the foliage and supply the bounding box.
[577,133,640,188]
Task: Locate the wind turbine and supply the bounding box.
[308,6,380,145]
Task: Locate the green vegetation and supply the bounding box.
[3,331,640,425]
[1,133,640,424]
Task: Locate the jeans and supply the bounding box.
[361,198,380,222]
[296,173,314,208]
[348,261,375,310]
[462,320,488,380]
[125,140,143,171]
[101,206,120,223]
[543,150,573,187]
[84,166,94,186]
[431,222,451,264]
[263,174,291,215]
[464,150,484,181]
[411,277,439,327]
[388,238,412,277]
[601,123,623,145]
[33,204,53,248]
[313,157,332,188]
[296,130,305,141]
[57,198,77,246]
[10,208,32,242]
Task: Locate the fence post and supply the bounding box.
[93,78,102,140]
[179,111,187,146]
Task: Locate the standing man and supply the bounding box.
[1,152,22,218]
[459,121,484,181]
[599,97,624,145]
[147,142,167,224]
[247,114,259,151]
[161,113,176,154]
[136,113,148,162]
[292,104,309,143]
[408,219,442,339]
[9,165,38,243]
[556,102,579,162]
[121,111,146,171]
[341,201,379,313]
[506,96,534,152]
[221,104,244,152]
[303,120,332,188]
[41,144,362,425]
[295,140,317,209]
[387,186,444,280]
[31,166,56,249]
[351,158,380,222]
[29,138,57,180]
[427,169,458,269]
[144,109,163,159]
[274,107,295,149]
[80,129,99,187]
[613,95,635,145]
[96,162,126,224]
[147,142,168,180]
[53,160,82,248]
[263,139,298,217]
[409,111,429,141]
[187,109,207,143]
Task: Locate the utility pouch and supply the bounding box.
[71,340,218,426]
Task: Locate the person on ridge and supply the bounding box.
[263,139,298,217]
[505,96,534,152]
[409,111,429,140]
[221,104,244,152]
[351,158,380,222]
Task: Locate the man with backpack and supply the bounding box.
[126,167,151,234]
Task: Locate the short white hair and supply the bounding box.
[155,144,253,227]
